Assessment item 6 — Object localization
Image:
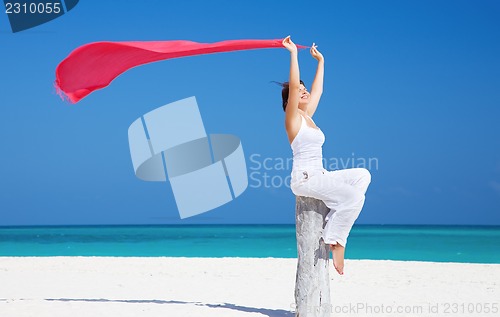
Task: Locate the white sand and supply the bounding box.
[0,257,498,317]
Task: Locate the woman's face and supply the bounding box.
[298,84,310,107]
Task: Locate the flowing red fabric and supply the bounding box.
[55,39,305,103]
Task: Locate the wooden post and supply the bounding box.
[294,196,331,317]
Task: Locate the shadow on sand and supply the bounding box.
[45,298,295,317]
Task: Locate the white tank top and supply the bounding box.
[290,114,325,172]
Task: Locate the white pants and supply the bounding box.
[290,167,371,247]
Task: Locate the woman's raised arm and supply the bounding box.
[283,36,301,127]
[307,43,324,117]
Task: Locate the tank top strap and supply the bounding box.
[299,114,306,126]
[305,113,316,124]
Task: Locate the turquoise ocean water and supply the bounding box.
[0,225,499,263]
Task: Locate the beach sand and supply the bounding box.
[0,257,498,316]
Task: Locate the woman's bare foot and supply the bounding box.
[329,243,345,275]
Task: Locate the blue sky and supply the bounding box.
[0,0,499,226]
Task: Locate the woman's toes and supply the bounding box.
[335,265,344,275]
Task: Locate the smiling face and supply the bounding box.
[281,80,308,112]
[298,84,310,108]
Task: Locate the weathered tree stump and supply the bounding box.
[294,196,331,317]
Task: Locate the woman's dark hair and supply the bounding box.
[272,80,305,112]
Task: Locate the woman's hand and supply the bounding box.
[310,43,324,62]
[282,35,298,54]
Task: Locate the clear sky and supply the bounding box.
[0,0,499,226]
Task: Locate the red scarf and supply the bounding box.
[55,39,305,103]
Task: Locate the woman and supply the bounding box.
[282,36,371,275]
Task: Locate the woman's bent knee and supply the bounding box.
[362,168,371,184]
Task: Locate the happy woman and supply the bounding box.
[281,35,371,275]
